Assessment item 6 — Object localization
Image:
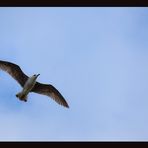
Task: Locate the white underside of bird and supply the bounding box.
[16,74,40,102]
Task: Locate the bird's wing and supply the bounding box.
[31,82,69,108]
[0,60,28,87]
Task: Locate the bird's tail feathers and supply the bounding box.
[16,92,27,101]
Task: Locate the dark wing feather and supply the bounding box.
[0,60,28,87]
[31,82,69,108]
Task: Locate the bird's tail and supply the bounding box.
[16,92,27,102]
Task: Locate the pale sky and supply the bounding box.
[0,7,148,141]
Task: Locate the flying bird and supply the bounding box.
[0,60,69,108]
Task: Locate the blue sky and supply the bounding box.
[0,8,148,141]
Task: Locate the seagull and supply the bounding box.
[0,60,69,108]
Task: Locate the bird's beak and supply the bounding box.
[37,74,40,77]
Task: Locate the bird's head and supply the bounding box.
[33,74,40,79]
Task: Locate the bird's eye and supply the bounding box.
[33,74,36,76]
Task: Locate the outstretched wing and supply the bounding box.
[0,60,28,87]
[31,82,69,108]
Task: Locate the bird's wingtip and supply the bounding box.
[64,103,69,108]
[66,105,70,108]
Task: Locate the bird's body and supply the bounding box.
[0,60,69,108]
[16,74,39,102]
